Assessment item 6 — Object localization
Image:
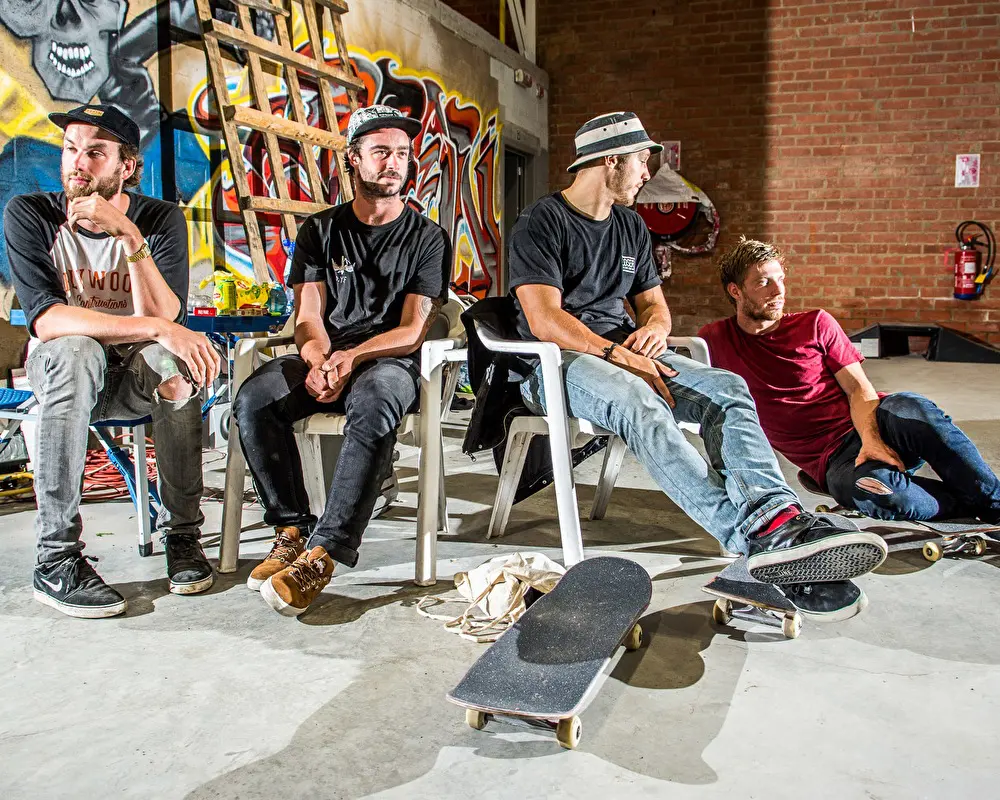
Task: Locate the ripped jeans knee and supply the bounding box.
[850,466,913,520]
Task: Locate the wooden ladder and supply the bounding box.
[194,0,362,282]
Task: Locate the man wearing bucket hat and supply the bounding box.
[507,111,887,619]
[233,105,452,617]
[4,103,221,617]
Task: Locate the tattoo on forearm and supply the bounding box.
[419,296,443,324]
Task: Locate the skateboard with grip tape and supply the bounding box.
[447,556,652,750]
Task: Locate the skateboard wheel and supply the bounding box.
[782,613,802,640]
[923,541,943,562]
[624,624,643,651]
[973,537,988,556]
[712,599,733,625]
[815,504,831,513]
[465,709,488,731]
[556,716,582,750]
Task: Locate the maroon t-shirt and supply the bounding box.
[698,310,864,487]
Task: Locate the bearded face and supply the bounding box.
[608,150,651,207]
[350,129,412,200]
[62,160,123,200]
[736,260,787,323]
[0,0,127,102]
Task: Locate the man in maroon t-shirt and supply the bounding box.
[700,237,1000,526]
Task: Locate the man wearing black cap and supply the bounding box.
[233,104,451,617]
[508,111,888,619]
[4,104,220,618]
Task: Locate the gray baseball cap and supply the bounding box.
[346,105,421,144]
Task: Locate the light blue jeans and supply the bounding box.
[520,350,800,554]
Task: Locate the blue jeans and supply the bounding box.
[825,392,1000,522]
[520,351,801,554]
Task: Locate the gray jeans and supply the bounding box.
[26,336,205,565]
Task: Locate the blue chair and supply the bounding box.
[2,310,221,556]
[0,386,220,557]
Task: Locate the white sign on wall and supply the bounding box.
[955,154,981,188]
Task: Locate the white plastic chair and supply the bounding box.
[217,298,467,586]
[474,321,712,562]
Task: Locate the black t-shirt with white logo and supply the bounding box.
[288,203,451,352]
[507,192,660,341]
[4,191,189,335]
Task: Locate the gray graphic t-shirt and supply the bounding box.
[4,190,188,335]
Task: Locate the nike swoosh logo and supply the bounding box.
[39,576,63,592]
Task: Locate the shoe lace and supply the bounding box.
[67,555,102,586]
[287,556,328,592]
[267,532,301,562]
[165,534,201,560]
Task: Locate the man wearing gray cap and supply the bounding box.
[233,105,452,617]
[4,104,220,617]
[508,111,888,618]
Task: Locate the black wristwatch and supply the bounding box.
[602,342,617,361]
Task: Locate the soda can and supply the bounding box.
[214,278,237,314]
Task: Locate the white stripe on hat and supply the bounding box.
[574,117,644,149]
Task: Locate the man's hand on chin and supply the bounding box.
[67,195,141,248]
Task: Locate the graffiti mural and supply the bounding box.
[0,2,502,300]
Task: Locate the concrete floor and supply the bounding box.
[2,355,999,799]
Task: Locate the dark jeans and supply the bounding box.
[825,392,1000,522]
[232,354,419,567]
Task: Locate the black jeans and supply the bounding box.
[232,354,419,566]
[825,392,1000,522]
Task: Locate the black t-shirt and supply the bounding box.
[288,203,452,351]
[507,192,661,341]
[4,191,189,336]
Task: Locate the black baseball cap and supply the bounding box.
[49,104,140,149]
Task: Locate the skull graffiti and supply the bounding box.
[0,0,127,102]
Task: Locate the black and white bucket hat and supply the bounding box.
[567,111,662,172]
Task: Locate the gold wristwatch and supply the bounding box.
[126,240,151,263]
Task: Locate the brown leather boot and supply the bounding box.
[260,546,335,616]
[247,527,306,591]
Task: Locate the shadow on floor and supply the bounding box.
[300,579,453,627]
[187,594,745,798]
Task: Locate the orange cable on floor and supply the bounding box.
[82,435,158,502]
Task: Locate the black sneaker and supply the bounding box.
[164,534,215,595]
[747,512,887,584]
[780,581,868,622]
[33,555,127,619]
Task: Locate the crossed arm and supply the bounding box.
[32,196,219,385]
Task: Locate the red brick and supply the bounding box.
[510,0,1000,334]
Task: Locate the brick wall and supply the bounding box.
[535,0,1000,341]
[440,0,502,39]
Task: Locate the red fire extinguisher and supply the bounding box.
[951,220,996,300]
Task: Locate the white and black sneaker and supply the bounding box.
[747,512,887,584]
[780,581,868,622]
[33,555,127,619]
[164,534,215,595]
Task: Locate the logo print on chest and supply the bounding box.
[332,256,355,279]
[621,255,636,274]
